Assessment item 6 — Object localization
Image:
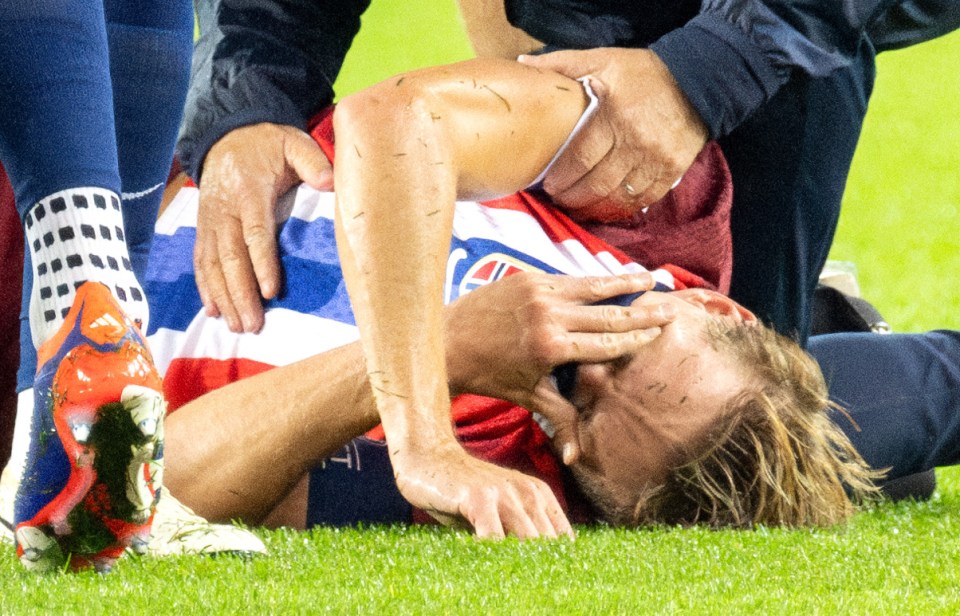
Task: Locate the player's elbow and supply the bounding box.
[334,76,450,150]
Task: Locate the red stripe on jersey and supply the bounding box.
[163,357,275,412]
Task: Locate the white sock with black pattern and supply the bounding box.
[24,187,148,348]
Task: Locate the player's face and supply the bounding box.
[564,289,758,516]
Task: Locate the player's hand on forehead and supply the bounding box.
[444,271,678,464]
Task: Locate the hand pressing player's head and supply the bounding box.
[561,289,879,528]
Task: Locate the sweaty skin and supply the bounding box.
[170,58,678,539]
[332,58,596,538]
[164,272,671,531]
[565,289,757,511]
[163,277,755,532]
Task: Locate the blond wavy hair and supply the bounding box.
[592,322,883,528]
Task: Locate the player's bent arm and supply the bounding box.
[162,270,665,531]
[163,342,378,524]
[331,59,590,538]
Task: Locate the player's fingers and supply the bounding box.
[558,327,664,364]
[530,378,581,465]
[469,496,507,540]
[496,486,544,540]
[215,223,265,333]
[533,482,575,539]
[555,302,677,333]
[549,500,576,539]
[521,485,561,539]
[552,272,656,304]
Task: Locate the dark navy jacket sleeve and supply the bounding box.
[177,0,370,181]
[649,0,903,138]
[867,0,960,51]
[507,0,959,139]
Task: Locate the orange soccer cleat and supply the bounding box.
[14,282,165,572]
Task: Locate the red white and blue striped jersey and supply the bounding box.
[144,179,706,523]
[144,184,681,410]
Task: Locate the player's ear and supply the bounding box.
[680,289,757,323]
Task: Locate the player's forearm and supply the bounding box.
[331,58,589,457]
[333,79,460,458]
[164,341,378,523]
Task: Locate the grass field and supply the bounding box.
[3,4,960,613]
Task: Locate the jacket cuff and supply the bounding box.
[650,13,787,138]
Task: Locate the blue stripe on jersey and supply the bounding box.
[278,215,340,265]
[146,225,197,283]
[145,215,357,333]
[271,254,355,325]
[145,274,204,334]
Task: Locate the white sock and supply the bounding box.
[24,187,148,348]
[0,389,33,528]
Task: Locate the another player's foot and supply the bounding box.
[14,282,165,573]
[144,491,266,558]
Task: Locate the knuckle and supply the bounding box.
[511,270,542,293]
[243,222,272,246]
[530,332,566,365]
[599,305,621,327]
[599,331,622,350]
[585,277,608,298]
[217,250,248,272]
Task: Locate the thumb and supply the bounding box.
[531,375,582,466]
[286,129,334,190]
[517,49,601,81]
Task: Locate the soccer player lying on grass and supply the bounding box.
[153,58,877,536]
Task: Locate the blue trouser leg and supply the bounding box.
[104,0,193,277]
[0,3,120,209]
[722,38,877,344]
[11,0,193,392]
[810,331,960,478]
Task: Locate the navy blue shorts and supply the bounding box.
[306,437,412,528]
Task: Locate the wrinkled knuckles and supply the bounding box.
[241,222,272,246]
[216,248,248,270]
[599,305,626,329]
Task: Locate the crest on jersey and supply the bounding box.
[459,253,541,295]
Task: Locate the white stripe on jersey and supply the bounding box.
[148,185,673,372]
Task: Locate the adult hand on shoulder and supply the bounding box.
[518,48,708,218]
[444,271,677,464]
[392,440,574,539]
[195,123,333,333]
